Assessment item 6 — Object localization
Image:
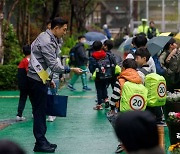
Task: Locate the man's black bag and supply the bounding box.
[46,95,68,117]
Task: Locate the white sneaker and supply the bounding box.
[47,116,56,122]
[52,116,56,121]
[16,116,26,121]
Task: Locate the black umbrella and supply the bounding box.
[84,32,108,45]
[147,36,171,56]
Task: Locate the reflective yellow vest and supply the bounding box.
[138,25,149,35]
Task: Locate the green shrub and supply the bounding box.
[0,65,18,90]
[61,35,77,55]
[3,22,23,65]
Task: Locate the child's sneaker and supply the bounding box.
[67,84,76,91]
[47,116,56,122]
[93,104,103,110]
[156,121,167,127]
[104,98,109,108]
[16,116,26,121]
[115,144,124,153]
[83,86,92,91]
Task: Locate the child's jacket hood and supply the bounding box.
[118,68,142,90]
[92,50,106,60]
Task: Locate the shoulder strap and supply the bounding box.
[106,52,116,66]
[138,67,151,76]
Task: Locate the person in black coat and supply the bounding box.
[68,36,91,91]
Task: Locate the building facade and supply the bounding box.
[87,0,180,34]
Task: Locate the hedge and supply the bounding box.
[0,65,18,90]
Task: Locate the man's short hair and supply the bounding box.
[23,45,31,56]
[93,41,102,51]
[46,20,51,25]
[122,59,137,70]
[103,40,113,50]
[51,17,68,29]
[135,47,151,62]
[134,34,147,48]
[149,20,155,24]
[78,35,85,40]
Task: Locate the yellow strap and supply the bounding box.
[37,70,50,84]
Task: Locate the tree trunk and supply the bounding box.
[73,0,93,33]
[7,0,20,22]
[5,0,20,33]
[25,0,30,44]
[27,12,30,44]
[16,3,21,44]
[70,0,74,36]
[41,1,49,31]
[0,0,4,64]
[50,0,61,20]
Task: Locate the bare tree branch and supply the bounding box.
[86,3,98,18]
[7,0,20,22]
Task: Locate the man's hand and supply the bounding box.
[71,68,82,74]
[60,77,65,82]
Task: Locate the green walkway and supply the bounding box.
[0,79,170,154]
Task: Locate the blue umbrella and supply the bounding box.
[147,36,171,56]
[84,32,108,45]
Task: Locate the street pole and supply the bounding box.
[178,0,180,32]
[146,0,149,21]
[162,0,165,32]
[130,0,133,33]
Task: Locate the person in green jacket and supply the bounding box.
[147,21,160,39]
[138,19,149,36]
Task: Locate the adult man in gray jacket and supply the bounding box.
[27,17,82,153]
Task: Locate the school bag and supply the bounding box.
[120,81,148,112]
[153,54,166,75]
[95,54,115,80]
[69,46,77,66]
[144,72,166,107]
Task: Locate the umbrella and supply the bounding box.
[84,32,108,45]
[147,36,171,56]
[174,33,180,43]
[118,37,133,53]
[159,32,171,36]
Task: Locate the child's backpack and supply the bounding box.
[120,81,148,112]
[95,54,115,80]
[153,54,166,75]
[144,73,166,107]
[69,47,77,66]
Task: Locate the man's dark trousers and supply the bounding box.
[28,77,48,146]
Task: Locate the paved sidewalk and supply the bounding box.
[0,78,170,154]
